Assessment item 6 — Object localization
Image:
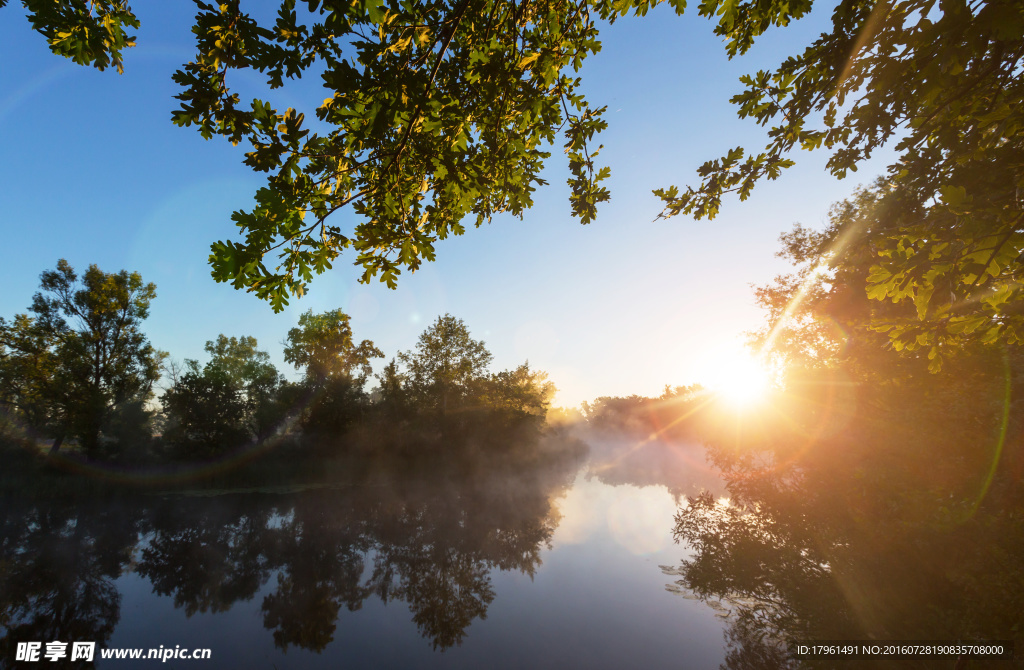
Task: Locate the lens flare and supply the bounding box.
[701,352,771,407]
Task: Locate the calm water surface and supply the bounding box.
[1,435,727,669]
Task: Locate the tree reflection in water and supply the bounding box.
[667,361,1024,669]
[139,498,275,617]
[0,491,140,668]
[262,455,569,651]
[0,438,579,660]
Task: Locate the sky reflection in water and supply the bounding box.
[1,435,726,669]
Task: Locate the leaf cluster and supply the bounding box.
[12,0,140,73]
[169,0,632,309]
[658,0,1024,354]
[753,178,1023,373]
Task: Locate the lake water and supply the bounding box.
[1,434,731,669]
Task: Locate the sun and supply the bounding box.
[701,352,772,407]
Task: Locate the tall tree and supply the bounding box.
[400,314,492,416]
[283,309,383,435]
[27,260,165,458]
[204,334,285,440]
[284,309,383,386]
[161,362,251,458]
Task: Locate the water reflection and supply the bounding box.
[138,498,275,618]
[578,427,724,502]
[665,367,1024,669]
[0,427,742,668]
[0,494,139,667]
[0,448,577,661]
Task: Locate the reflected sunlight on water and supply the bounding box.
[552,476,678,555]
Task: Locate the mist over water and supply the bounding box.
[0,430,728,669]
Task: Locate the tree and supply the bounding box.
[283,309,382,435]
[161,363,250,459]
[373,358,411,420]
[204,334,276,386]
[160,335,286,452]
[655,0,1024,354]
[22,260,164,458]
[0,314,59,435]
[400,314,492,416]
[284,309,383,386]
[747,182,899,371]
[204,334,285,440]
[481,363,554,426]
[749,178,1024,372]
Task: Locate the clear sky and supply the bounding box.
[0,2,893,407]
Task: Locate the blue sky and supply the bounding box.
[0,2,893,406]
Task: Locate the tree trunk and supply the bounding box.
[49,432,65,454]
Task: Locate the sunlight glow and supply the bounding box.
[699,350,772,407]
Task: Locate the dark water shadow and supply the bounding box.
[0,431,583,664]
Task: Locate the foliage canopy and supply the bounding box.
[11,0,139,73]
[162,335,286,451]
[162,363,251,457]
[10,0,676,309]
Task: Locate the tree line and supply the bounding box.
[0,260,554,463]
